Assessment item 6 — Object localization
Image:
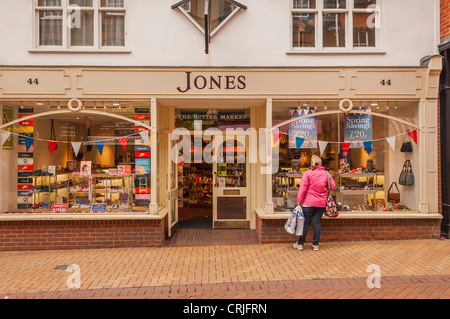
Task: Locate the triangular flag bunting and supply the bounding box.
[95,141,105,156]
[352,141,358,147]
[272,130,283,146]
[48,141,58,155]
[25,136,35,152]
[407,130,418,144]
[1,131,11,146]
[363,141,373,155]
[72,142,82,157]
[341,142,351,157]
[386,136,396,151]
[296,137,305,151]
[139,130,150,145]
[318,141,328,156]
[118,137,128,151]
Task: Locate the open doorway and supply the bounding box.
[178,162,213,229]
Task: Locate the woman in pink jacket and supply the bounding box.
[294,155,336,251]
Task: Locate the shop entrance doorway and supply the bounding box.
[167,131,250,234]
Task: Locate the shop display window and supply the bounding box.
[272,101,418,213]
[4,103,151,214]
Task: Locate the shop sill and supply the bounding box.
[257,211,442,220]
[286,50,387,55]
[0,212,167,221]
[28,48,132,54]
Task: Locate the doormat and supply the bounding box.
[178,216,212,229]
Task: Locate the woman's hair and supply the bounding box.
[310,155,322,170]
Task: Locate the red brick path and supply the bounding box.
[0,238,448,299]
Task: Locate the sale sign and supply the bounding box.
[288,109,317,149]
[51,204,68,214]
[344,112,372,148]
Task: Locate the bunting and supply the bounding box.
[363,141,373,155]
[71,142,82,157]
[95,140,105,156]
[407,130,418,144]
[272,130,283,146]
[48,141,58,156]
[1,131,11,146]
[318,141,328,156]
[386,136,396,151]
[341,142,351,157]
[139,130,150,145]
[25,136,35,152]
[296,137,305,151]
[118,137,128,151]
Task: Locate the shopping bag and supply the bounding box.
[325,172,339,218]
[295,206,305,236]
[325,196,339,218]
[284,208,298,235]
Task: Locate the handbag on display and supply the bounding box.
[325,172,339,218]
[400,134,413,152]
[399,160,414,186]
[387,182,401,203]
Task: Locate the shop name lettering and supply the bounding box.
[177,72,246,93]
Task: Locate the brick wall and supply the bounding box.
[256,215,441,244]
[443,0,450,40]
[0,217,167,251]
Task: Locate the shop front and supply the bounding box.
[0,59,444,250]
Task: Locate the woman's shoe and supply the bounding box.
[312,245,319,251]
[293,243,303,251]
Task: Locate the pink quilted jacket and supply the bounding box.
[297,166,336,208]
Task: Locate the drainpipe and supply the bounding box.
[439,39,450,239]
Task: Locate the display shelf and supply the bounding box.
[272,171,302,212]
[337,172,384,211]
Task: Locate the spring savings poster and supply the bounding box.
[344,112,372,148]
[288,108,317,149]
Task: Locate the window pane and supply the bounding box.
[293,13,315,47]
[39,10,63,46]
[324,0,346,9]
[353,13,376,47]
[69,0,93,6]
[323,13,345,47]
[354,0,376,9]
[71,11,94,46]
[101,0,124,7]
[38,0,61,6]
[293,0,316,9]
[102,11,125,46]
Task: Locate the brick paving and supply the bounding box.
[0,236,449,299]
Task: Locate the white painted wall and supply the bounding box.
[0,0,440,67]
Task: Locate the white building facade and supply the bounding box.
[0,0,443,249]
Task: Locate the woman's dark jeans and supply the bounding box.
[297,206,325,246]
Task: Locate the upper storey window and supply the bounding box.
[34,0,126,50]
[291,0,379,51]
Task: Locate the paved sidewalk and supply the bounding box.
[0,239,449,299]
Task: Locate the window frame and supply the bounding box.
[33,0,127,51]
[290,0,381,53]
